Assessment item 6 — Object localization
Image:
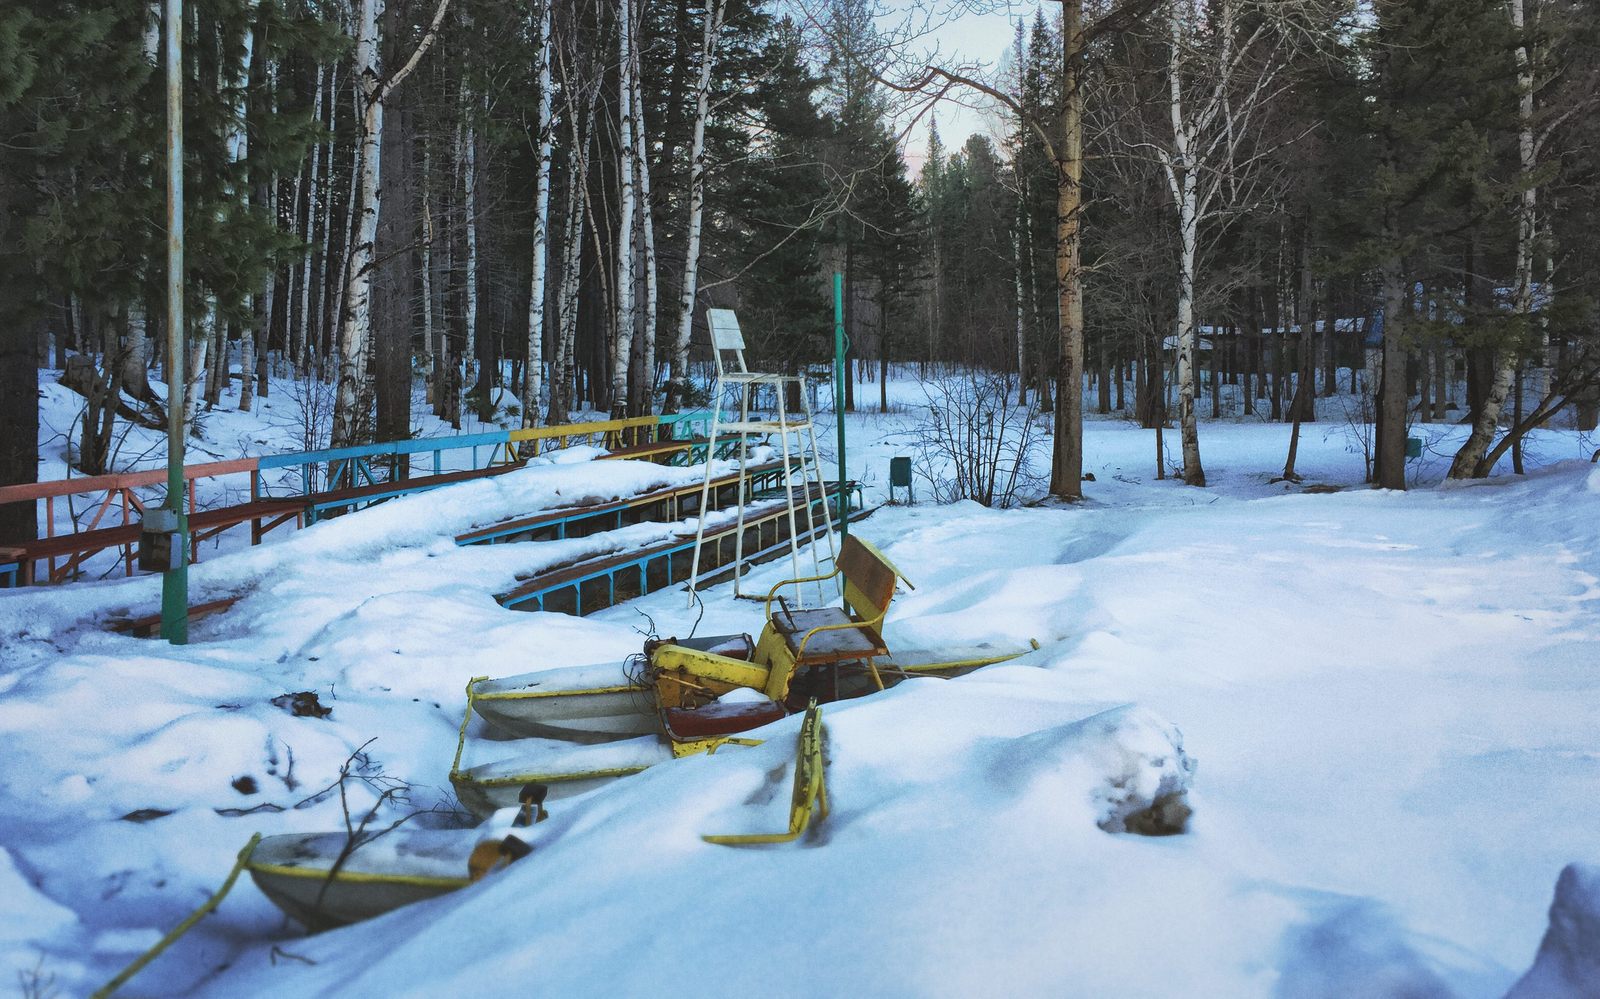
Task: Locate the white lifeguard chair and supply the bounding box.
[687,309,839,603]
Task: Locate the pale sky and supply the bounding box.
[778,0,1037,177]
[880,2,1035,176]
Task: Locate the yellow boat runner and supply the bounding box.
[703,701,829,846]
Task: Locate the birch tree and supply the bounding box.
[522,0,556,429]
[664,0,727,413]
[460,89,481,419]
[550,39,602,424]
[1448,0,1536,479]
[1151,0,1306,486]
[629,36,659,416]
[610,0,638,418]
[331,0,451,450]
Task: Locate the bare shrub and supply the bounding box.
[911,370,1046,508]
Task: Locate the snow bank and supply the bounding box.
[986,705,1195,835]
[1507,864,1600,999]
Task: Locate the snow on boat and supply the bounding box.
[247,791,546,930]
[448,537,1040,816]
[468,633,756,742]
[246,829,479,931]
[451,733,683,817]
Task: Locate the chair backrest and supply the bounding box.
[706,308,747,378]
[838,534,905,623]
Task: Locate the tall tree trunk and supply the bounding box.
[295,66,327,374]
[373,76,414,443]
[665,0,726,413]
[610,0,638,418]
[1377,258,1408,489]
[332,0,387,447]
[460,99,483,418]
[552,83,600,425]
[421,146,437,407]
[844,243,855,411]
[1048,0,1086,499]
[1013,229,1027,407]
[121,305,153,402]
[0,315,41,544]
[630,41,657,417]
[522,0,555,429]
[1450,0,1535,479]
[330,0,450,448]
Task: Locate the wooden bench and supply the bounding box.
[192,498,304,546]
[4,497,305,585]
[305,463,522,518]
[455,459,790,547]
[599,438,696,463]
[107,596,240,637]
[761,535,912,688]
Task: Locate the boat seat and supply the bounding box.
[772,606,887,664]
[663,700,786,739]
[762,535,910,670]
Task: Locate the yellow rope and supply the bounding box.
[91,833,262,999]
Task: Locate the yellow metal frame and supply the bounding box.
[244,861,472,891]
[761,536,913,663]
[648,643,772,709]
[704,701,828,845]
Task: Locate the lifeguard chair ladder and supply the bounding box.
[687,309,839,603]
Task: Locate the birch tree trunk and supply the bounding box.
[630,38,658,416]
[294,67,326,374]
[1449,0,1534,479]
[522,0,555,429]
[664,0,726,414]
[331,0,450,448]
[610,0,638,418]
[316,68,344,375]
[552,86,600,425]
[421,147,437,405]
[461,101,480,419]
[1013,230,1027,405]
[331,0,385,448]
[1164,0,1204,486]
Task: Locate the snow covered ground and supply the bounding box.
[3,372,1599,997]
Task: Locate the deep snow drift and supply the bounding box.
[3,384,1599,997]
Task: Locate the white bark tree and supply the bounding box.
[610,0,637,418]
[665,0,727,413]
[331,0,451,449]
[462,98,480,418]
[630,35,658,415]
[522,0,556,429]
[1449,0,1535,479]
[551,71,601,424]
[1153,0,1301,486]
[421,146,437,404]
[293,65,326,374]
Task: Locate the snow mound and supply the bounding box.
[0,847,77,984]
[1507,863,1600,999]
[986,704,1195,835]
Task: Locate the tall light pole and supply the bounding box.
[160,0,189,643]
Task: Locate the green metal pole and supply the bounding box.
[833,273,847,543]
[161,0,188,644]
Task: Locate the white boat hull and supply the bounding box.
[246,830,480,931]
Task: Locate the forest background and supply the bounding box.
[4,0,1600,546]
